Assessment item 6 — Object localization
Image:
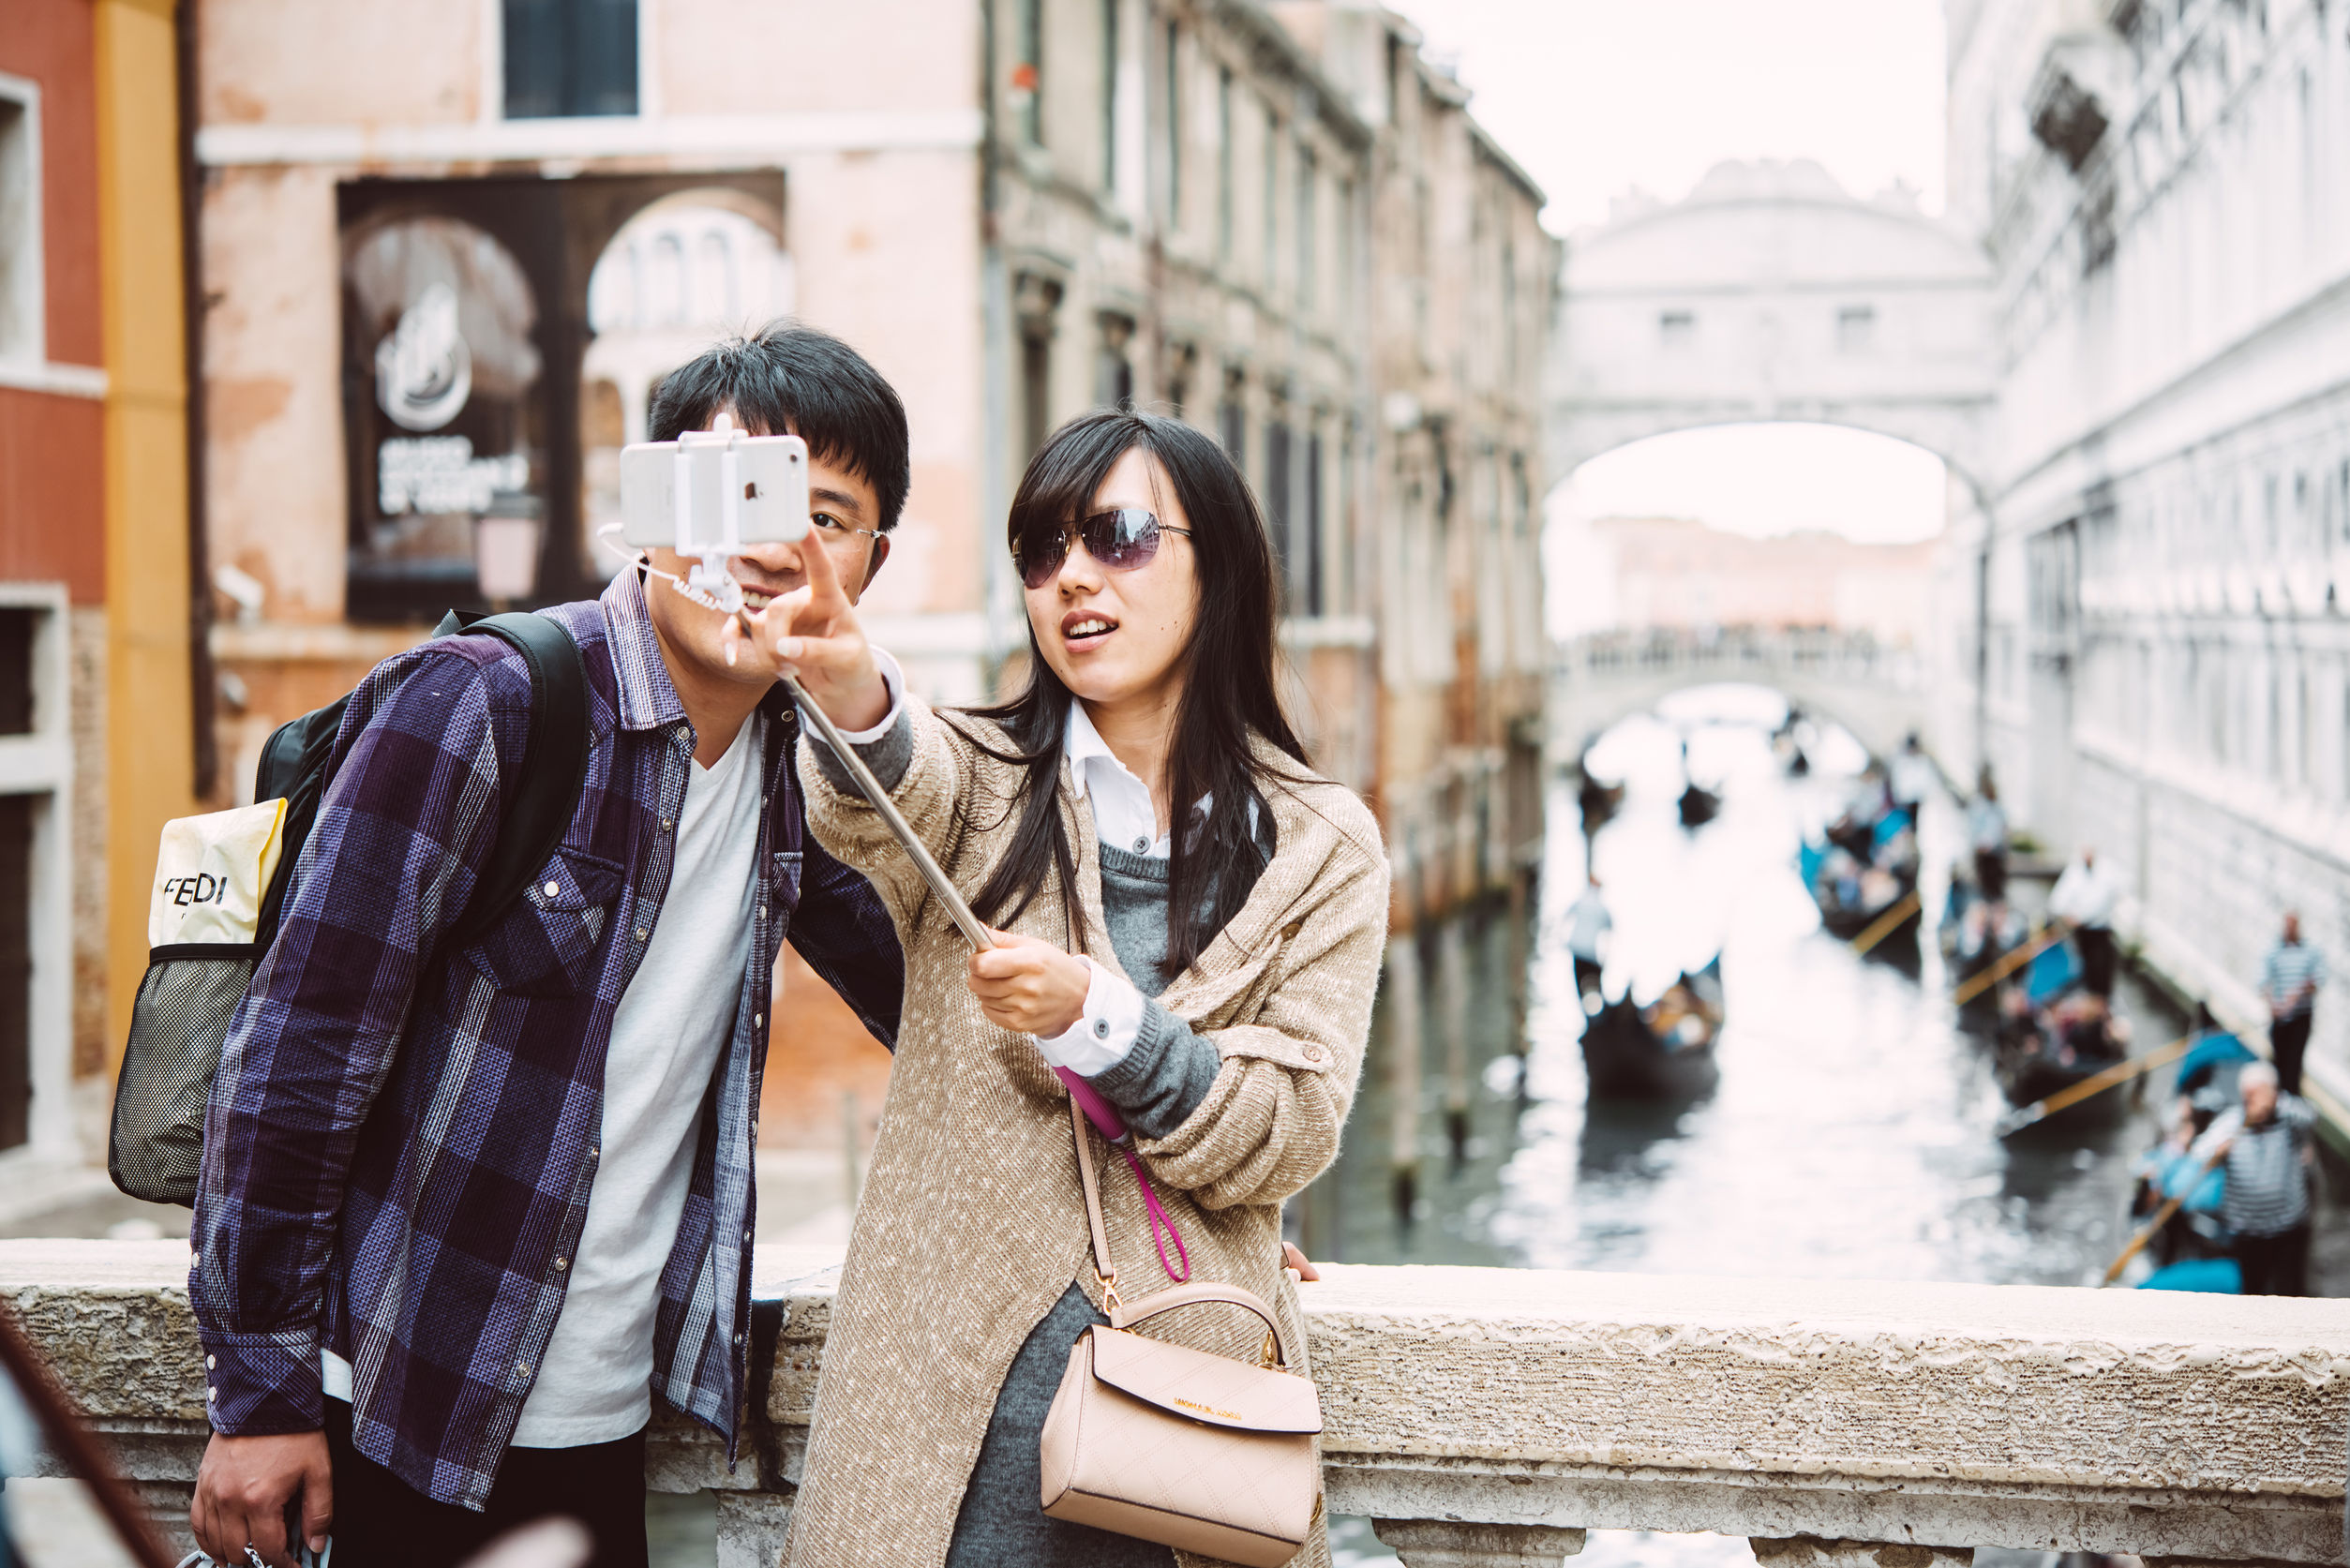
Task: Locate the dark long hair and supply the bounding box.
[957,411,1309,977]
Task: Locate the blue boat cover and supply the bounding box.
[2175,1031,2257,1089]
[1872,808,1912,848]
[2139,1258,2241,1292]
[1798,840,1826,889]
[2024,938,2082,1005]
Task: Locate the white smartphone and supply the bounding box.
[617,429,812,551]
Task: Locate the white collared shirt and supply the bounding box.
[1036,702,1171,1072]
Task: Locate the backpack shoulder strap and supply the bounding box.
[443,611,591,949]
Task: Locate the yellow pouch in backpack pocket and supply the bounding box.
[148,799,290,948]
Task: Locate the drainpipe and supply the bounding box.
[178,0,215,800]
[978,0,1015,688]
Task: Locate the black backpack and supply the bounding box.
[108,611,590,1206]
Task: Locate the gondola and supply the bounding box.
[1990,941,2129,1111]
[1579,958,1723,1102]
[1802,836,1922,967]
[1944,888,2027,1029]
[1678,781,1720,829]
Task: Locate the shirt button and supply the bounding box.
[205,1354,216,1369]
[755,1013,765,1027]
[635,928,649,941]
[589,1146,601,1161]
[553,1257,569,1271]
[759,905,769,920]
[516,1362,531,1377]
[733,1331,744,1345]
[660,817,673,831]
[1094,1018,1110,1038]
[742,1228,754,1243]
[190,1250,201,1267]
[543,880,560,899]
[1133,837,1149,853]
[207,1386,217,1402]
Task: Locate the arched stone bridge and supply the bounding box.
[1548,627,1931,766]
[1549,159,1996,494]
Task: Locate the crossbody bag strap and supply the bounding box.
[1070,1096,1120,1305]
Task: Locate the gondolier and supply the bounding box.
[2191,1061,2317,1296]
[2048,845,2121,998]
[2261,912,2327,1096]
[1566,874,1611,1002]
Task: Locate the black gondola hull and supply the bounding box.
[1580,999,1719,1102]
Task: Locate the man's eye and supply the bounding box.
[811,513,846,533]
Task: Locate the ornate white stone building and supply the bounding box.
[1938,0,2350,1100]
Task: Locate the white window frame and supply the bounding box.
[0,70,48,368]
[0,582,77,1169]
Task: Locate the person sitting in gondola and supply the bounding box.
[2052,992,2129,1066]
[2131,1096,2229,1268]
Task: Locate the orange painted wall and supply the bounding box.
[0,0,108,605]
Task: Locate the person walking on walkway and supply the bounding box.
[1566,874,1611,1003]
[2193,1061,2318,1295]
[1968,770,2009,903]
[746,411,1386,1567]
[2263,912,2328,1096]
[185,326,911,1568]
[2049,844,2122,998]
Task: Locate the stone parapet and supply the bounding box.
[7,1242,2346,1567]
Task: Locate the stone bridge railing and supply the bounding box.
[1549,628,1930,762]
[7,1240,2346,1568]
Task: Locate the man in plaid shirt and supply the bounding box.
[188,325,908,1568]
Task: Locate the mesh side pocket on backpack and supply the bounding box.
[110,944,261,1207]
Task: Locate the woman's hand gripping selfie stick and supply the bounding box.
[746,614,1133,1145]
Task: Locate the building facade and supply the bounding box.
[189,0,1548,900]
[0,0,192,1186]
[166,0,1548,1168]
[1938,0,2350,1099]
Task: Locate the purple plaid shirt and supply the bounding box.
[190,571,900,1509]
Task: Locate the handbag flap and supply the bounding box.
[1085,1326,1324,1435]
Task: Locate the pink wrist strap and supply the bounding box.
[1055,1067,1190,1283]
[1119,1144,1190,1282]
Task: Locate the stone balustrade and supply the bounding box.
[7,1240,2347,1568]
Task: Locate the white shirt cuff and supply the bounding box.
[1033,957,1146,1077]
[826,648,906,745]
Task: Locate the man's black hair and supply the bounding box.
[647,320,912,531]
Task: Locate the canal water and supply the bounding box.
[1318,685,2350,1568]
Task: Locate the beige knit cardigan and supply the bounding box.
[782,694,1388,1568]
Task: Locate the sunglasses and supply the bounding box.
[1015,507,1192,590]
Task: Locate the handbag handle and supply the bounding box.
[1106,1280,1293,1369]
[1069,1100,1285,1366]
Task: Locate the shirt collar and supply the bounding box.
[601,567,690,733]
[1062,700,1224,829]
[1061,699,1124,800]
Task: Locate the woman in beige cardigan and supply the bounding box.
[734,411,1386,1568]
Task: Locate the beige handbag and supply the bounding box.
[1039,1098,1325,1567]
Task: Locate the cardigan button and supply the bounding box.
[1302,1045,1327,1066]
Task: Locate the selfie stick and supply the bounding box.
[755,629,1133,1143]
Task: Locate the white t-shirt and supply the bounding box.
[322,713,766,1449]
